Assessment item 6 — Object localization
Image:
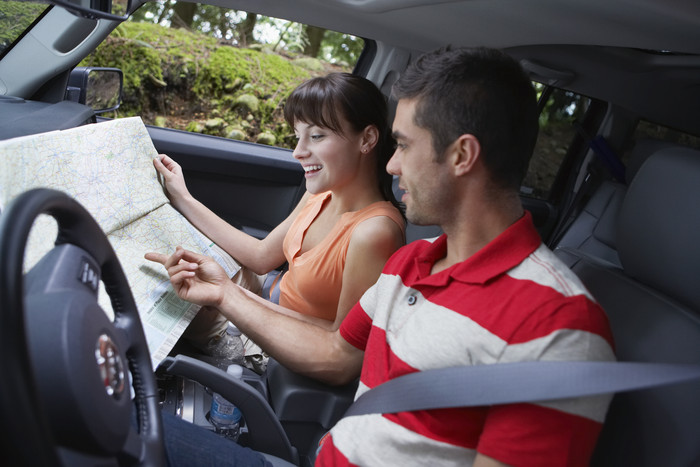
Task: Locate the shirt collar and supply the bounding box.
[413,211,542,286]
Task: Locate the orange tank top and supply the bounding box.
[279,192,405,322]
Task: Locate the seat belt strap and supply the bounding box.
[343,361,700,418]
[573,123,627,184]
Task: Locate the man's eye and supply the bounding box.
[395,142,406,150]
[311,134,324,141]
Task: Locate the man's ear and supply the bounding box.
[451,134,481,176]
[361,125,379,154]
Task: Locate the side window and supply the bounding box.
[629,120,700,154]
[521,84,592,199]
[79,2,363,150]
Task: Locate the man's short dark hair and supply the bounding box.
[392,47,539,191]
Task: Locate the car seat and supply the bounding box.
[554,145,700,466]
[553,138,678,269]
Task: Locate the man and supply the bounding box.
[148,46,615,466]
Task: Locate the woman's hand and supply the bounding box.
[145,247,230,307]
[153,154,191,208]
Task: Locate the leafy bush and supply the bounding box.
[0,1,47,52]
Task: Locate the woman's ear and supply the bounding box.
[360,125,379,154]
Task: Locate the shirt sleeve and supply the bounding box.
[339,294,374,351]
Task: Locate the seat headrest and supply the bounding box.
[617,147,700,311]
[625,138,682,184]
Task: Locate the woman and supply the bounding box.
[151,73,405,352]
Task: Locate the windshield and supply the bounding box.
[0,0,50,57]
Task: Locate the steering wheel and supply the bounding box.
[0,188,165,466]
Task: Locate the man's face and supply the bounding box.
[387,98,451,226]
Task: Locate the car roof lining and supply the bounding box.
[508,45,700,135]
[206,0,700,54]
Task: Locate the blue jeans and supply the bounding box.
[162,411,272,466]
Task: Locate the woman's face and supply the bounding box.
[292,118,365,195]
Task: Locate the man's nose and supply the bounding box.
[386,149,401,175]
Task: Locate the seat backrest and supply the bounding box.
[554,180,626,267]
[554,138,677,268]
[556,146,700,466]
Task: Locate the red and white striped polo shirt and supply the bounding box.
[317,212,615,466]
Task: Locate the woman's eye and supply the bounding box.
[310,134,324,141]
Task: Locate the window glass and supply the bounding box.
[631,120,700,151]
[0,0,49,58]
[79,1,363,149]
[521,84,591,199]
[619,120,700,172]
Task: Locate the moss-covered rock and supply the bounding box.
[233,94,259,114]
[205,117,226,131]
[256,132,277,146]
[186,121,205,133]
[224,77,243,92]
[225,127,247,141]
[292,57,325,72]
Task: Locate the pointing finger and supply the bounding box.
[144,252,168,265]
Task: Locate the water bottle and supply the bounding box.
[205,323,246,366]
[209,363,243,441]
[226,324,246,366]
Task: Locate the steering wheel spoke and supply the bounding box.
[118,426,147,465]
[0,189,165,466]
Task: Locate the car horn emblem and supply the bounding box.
[95,334,126,397]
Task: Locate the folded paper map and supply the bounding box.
[0,117,240,367]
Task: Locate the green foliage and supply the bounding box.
[80,22,218,113]
[293,57,325,72]
[128,0,168,23]
[192,46,311,137]
[320,31,364,65]
[535,83,588,129]
[0,1,47,53]
[192,46,251,96]
[127,1,364,63]
[80,20,347,147]
[2,1,358,147]
[130,1,250,44]
[191,5,245,41]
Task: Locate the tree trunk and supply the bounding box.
[303,25,326,58]
[171,1,196,29]
[237,12,257,46]
[156,0,173,24]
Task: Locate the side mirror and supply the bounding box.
[66,67,123,114]
[49,0,133,21]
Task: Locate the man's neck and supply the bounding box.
[431,197,524,275]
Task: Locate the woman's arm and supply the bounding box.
[153,154,309,274]
[330,215,405,330]
[226,214,403,332]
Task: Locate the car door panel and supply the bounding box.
[146,125,305,240]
